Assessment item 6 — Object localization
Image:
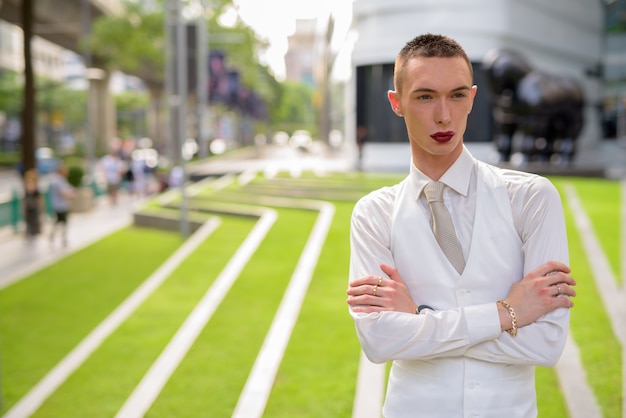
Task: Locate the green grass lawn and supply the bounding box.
[0,171,622,417]
[552,177,623,418]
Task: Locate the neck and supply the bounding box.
[413,145,463,180]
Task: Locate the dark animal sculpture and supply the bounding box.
[482,49,584,165]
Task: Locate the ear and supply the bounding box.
[387,90,403,116]
[468,85,478,114]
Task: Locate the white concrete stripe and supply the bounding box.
[564,184,626,343]
[564,182,626,418]
[212,173,236,191]
[115,209,278,418]
[3,217,222,418]
[239,196,386,418]
[232,202,335,418]
[622,179,626,418]
[621,179,626,289]
[556,335,603,418]
[352,351,386,418]
[238,168,258,185]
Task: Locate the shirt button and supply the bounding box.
[468,382,479,389]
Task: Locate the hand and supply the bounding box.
[346,263,416,314]
[501,260,576,330]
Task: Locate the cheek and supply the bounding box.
[404,106,431,126]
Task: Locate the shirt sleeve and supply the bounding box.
[464,174,571,367]
[349,187,502,364]
[349,173,570,366]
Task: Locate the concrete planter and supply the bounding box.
[70,187,94,213]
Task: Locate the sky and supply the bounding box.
[230,0,356,81]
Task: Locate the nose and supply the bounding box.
[435,99,451,125]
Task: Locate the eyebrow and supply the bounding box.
[411,85,471,94]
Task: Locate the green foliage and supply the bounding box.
[0,70,23,117]
[88,1,165,86]
[66,165,84,187]
[36,78,87,134]
[115,90,150,138]
[86,0,284,128]
[0,151,20,168]
[273,81,317,134]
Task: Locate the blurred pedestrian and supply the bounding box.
[168,165,184,189]
[356,125,368,170]
[127,156,148,198]
[48,163,75,247]
[100,150,124,205]
[23,168,42,243]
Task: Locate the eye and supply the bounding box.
[416,94,433,101]
[452,92,467,99]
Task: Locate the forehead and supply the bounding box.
[400,56,473,92]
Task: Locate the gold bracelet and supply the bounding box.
[498,299,518,337]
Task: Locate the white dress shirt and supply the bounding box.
[349,146,570,418]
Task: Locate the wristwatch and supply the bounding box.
[416,304,434,314]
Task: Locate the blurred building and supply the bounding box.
[347,0,625,170]
[0,20,72,152]
[603,0,626,140]
[0,20,66,81]
[285,19,318,87]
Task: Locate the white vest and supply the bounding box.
[386,162,535,418]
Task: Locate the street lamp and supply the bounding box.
[165,0,189,237]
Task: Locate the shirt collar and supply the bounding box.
[409,146,474,200]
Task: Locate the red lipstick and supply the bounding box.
[431,131,455,143]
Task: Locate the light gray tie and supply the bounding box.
[424,182,466,274]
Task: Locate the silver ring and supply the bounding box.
[373,285,378,296]
[556,284,561,296]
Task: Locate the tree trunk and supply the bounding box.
[21,0,41,241]
[21,0,36,175]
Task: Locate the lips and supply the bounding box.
[431,131,455,143]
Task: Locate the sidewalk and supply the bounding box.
[0,192,139,290]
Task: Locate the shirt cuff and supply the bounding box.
[464,302,502,344]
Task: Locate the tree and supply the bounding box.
[37,79,87,153]
[115,90,150,138]
[86,0,282,139]
[0,70,24,118]
[87,0,277,101]
[273,80,316,135]
[87,1,166,90]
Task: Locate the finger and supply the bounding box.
[554,295,575,308]
[380,263,406,285]
[347,294,386,308]
[346,283,376,296]
[547,272,576,287]
[348,274,380,288]
[541,260,571,275]
[524,261,571,282]
[554,283,576,298]
[350,304,386,313]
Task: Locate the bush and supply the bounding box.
[67,165,84,187]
